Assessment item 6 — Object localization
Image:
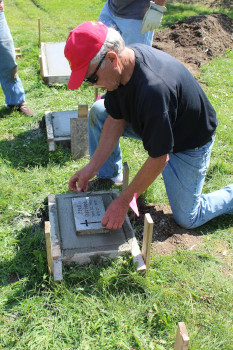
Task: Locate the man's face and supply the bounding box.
[84,52,121,92]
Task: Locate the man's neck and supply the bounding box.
[120,47,135,86]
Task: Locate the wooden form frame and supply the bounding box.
[44,208,155,280]
[122,162,129,191]
[142,213,154,270]
[44,163,154,280]
[39,41,71,84]
[45,104,88,159]
[44,217,62,282]
[174,322,190,350]
[122,162,154,271]
[15,47,22,59]
[44,190,146,281]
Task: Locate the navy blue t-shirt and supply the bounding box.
[104,44,217,158]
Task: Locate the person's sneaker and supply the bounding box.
[8,102,34,116]
[111,172,123,186]
[88,173,123,191]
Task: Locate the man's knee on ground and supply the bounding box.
[89,100,107,128]
[172,211,197,229]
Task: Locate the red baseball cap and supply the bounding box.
[64,21,108,90]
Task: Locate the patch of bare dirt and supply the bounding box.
[153,13,233,75]
[169,0,232,9]
[130,199,203,255]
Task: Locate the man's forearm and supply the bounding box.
[89,115,126,175]
[120,153,169,205]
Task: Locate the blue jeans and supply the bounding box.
[98,2,154,46]
[0,11,25,105]
[89,99,233,228]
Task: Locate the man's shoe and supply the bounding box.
[8,102,34,116]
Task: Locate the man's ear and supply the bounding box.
[106,51,118,66]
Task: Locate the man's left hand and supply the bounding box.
[0,1,4,12]
[101,196,129,230]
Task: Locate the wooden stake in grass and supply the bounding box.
[142,213,154,270]
[38,18,41,48]
[15,48,22,59]
[174,322,189,350]
[122,162,129,191]
[44,221,53,274]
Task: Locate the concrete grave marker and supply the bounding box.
[45,105,89,158]
[72,196,108,235]
[45,190,146,281]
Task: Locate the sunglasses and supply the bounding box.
[84,53,107,84]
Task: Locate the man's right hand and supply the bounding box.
[68,164,96,192]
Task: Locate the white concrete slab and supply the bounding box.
[56,193,126,250]
[72,196,108,235]
[44,42,71,77]
[51,110,78,138]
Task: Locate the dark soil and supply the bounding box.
[169,0,232,9]
[153,13,233,75]
[130,10,232,254]
[130,199,203,255]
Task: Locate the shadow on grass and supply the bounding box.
[195,213,233,235]
[0,119,71,168]
[0,219,146,313]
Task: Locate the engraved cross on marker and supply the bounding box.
[80,219,102,227]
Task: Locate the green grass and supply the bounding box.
[0,1,233,349]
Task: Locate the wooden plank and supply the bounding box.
[45,111,55,151]
[15,48,21,59]
[131,236,146,271]
[40,43,49,81]
[44,221,53,274]
[70,118,79,159]
[142,213,154,270]
[38,18,41,48]
[174,322,189,350]
[48,194,61,260]
[122,162,129,191]
[39,55,44,80]
[48,194,63,282]
[53,136,71,142]
[78,104,88,118]
[53,259,63,282]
